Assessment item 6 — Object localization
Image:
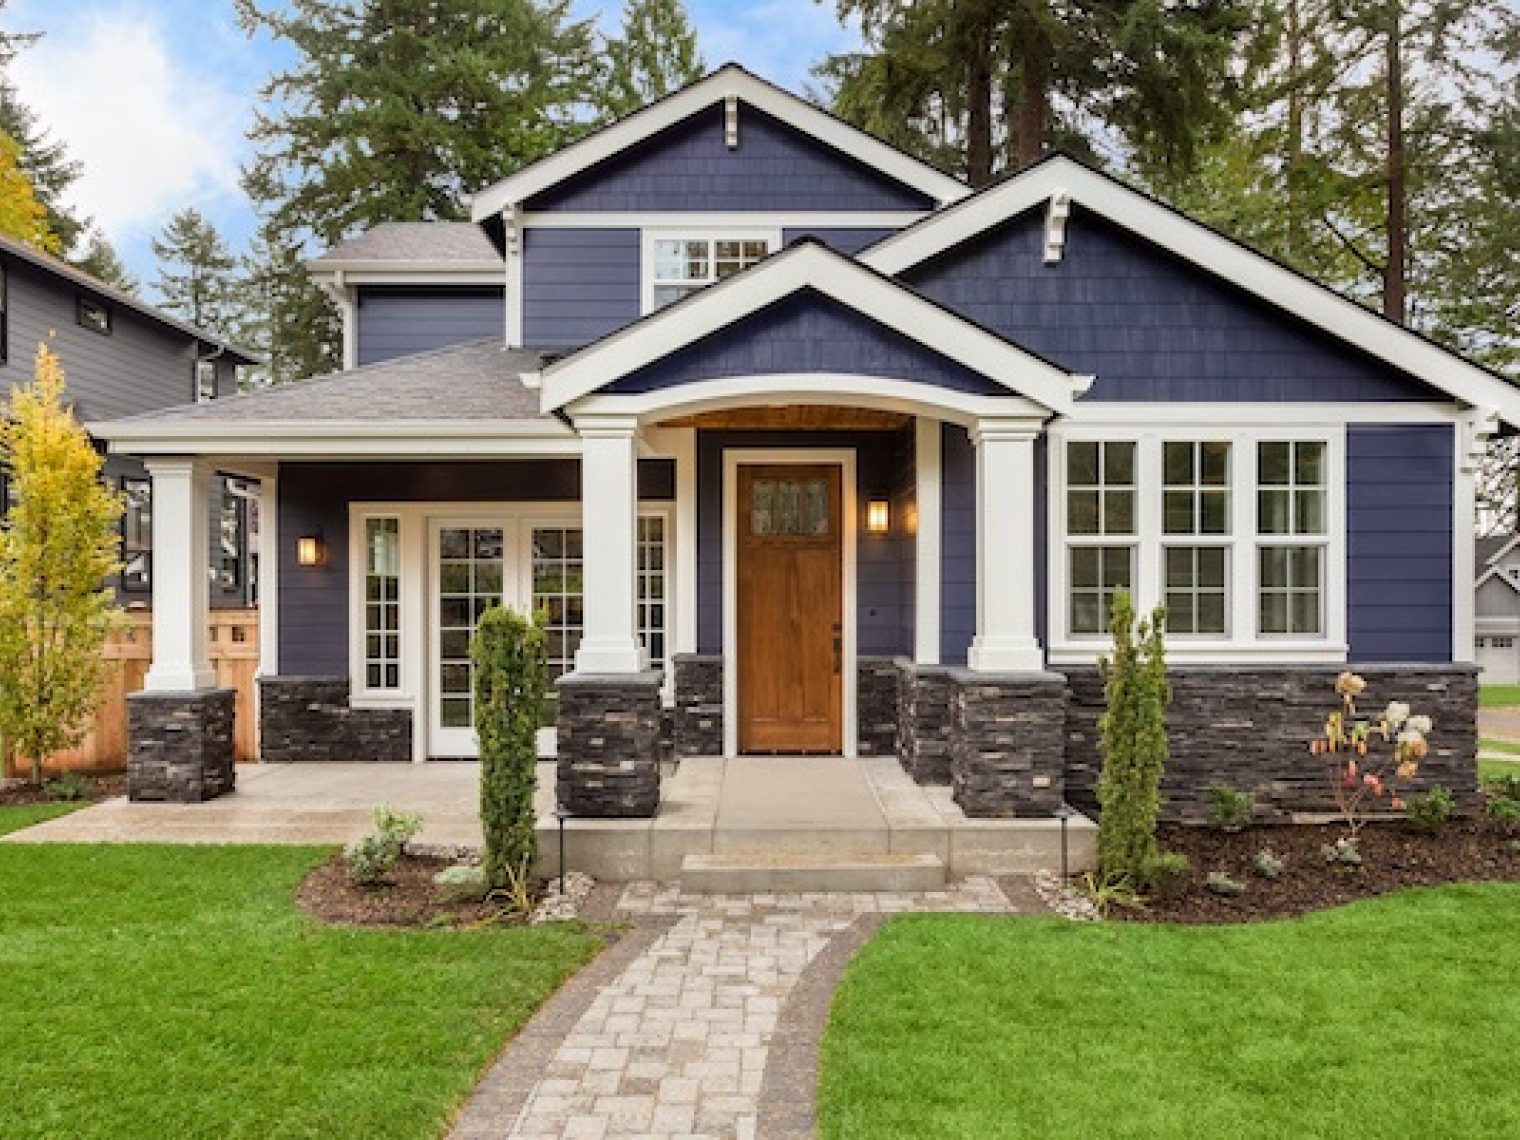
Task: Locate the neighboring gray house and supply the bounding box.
[98,65,1515,831]
[0,234,261,607]
[1476,534,1520,682]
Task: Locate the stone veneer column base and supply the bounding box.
[257,676,412,762]
[1063,664,1481,823]
[896,662,957,785]
[557,670,664,817]
[857,656,901,757]
[128,689,236,802]
[672,654,723,757]
[951,670,1068,817]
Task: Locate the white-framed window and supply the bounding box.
[362,516,403,692]
[1050,426,1345,662]
[642,228,779,313]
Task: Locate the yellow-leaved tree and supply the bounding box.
[0,344,122,784]
[0,130,59,254]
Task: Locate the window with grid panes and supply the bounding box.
[1257,441,1327,636]
[364,517,402,691]
[649,236,771,309]
[1162,441,1231,635]
[1066,440,1136,634]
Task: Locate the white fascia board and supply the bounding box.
[862,156,1520,427]
[520,211,929,229]
[469,65,970,223]
[538,242,1076,415]
[93,419,577,459]
[309,264,504,285]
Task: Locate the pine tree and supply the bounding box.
[600,0,704,121]
[240,222,340,386]
[150,208,241,339]
[0,128,57,252]
[74,226,139,295]
[0,344,123,785]
[818,0,1251,186]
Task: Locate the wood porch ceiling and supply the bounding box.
[655,405,911,431]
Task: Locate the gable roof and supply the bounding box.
[861,154,1520,426]
[310,222,502,271]
[534,239,1086,417]
[0,234,261,364]
[469,63,969,222]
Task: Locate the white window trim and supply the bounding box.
[347,501,674,761]
[1047,424,1347,665]
[640,226,782,315]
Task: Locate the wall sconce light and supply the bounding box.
[866,499,891,535]
[296,533,326,567]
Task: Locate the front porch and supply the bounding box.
[6,756,1098,885]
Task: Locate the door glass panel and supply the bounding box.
[436,526,504,731]
[750,477,831,536]
[534,526,585,682]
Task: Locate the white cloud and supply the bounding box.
[9,3,248,242]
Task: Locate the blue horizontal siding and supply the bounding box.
[904,207,1443,402]
[1346,424,1453,662]
[940,422,975,665]
[277,460,675,677]
[783,227,898,255]
[527,103,933,213]
[521,227,641,349]
[608,291,1006,396]
[356,287,502,365]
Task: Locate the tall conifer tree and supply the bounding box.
[601,0,704,121]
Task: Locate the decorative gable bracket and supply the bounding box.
[1043,190,1071,265]
[724,95,739,149]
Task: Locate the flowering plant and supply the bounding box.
[1309,672,1432,842]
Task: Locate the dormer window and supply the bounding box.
[76,296,111,336]
[644,230,777,312]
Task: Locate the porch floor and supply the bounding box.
[3,757,1095,880]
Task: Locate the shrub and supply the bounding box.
[1405,787,1454,833]
[1207,784,1255,831]
[1079,871,1145,916]
[44,770,91,802]
[1096,591,1170,889]
[1141,850,1190,897]
[1252,848,1286,880]
[1487,772,1520,801]
[472,605,547,891]
[1204,871,1246,897]
[432,863,487,903]
[1322,837,1364,867]
[1488,796,1520,833]
[343,804,423,886]
[1312,673,1434,844]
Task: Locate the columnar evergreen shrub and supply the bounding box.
[1096,591,1171,888]
[472,606,547,890]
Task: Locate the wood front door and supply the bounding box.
[737,464,843,754]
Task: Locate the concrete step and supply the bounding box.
[679,850,947,894]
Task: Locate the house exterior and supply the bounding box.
[0,234,261,608]
[1476,534,1520,682]
[96,65,1515,817]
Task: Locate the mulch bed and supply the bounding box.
[1114,817,1520,924]
[0,772,126,806]
[297,851,529,929]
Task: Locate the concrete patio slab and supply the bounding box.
[4,755,1097,883]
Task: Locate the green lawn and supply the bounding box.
[0,825,600,1139]
[1481,684,1520,708]
[821,886,1520,1139]
[0,801,86,836]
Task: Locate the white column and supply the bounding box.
[967,419,1045,673]
[914,416,942,665]
[573,415,647,674]
[144,457,217,692]
[255,470,279,679]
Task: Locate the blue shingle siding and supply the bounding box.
[525,104,934,213]
[783,227,898,255]
[694,429,912,658]
[608,291,1007,396]
[1346,424,1453,662]
[521,227,641,349]
[940,422,975,665]
[903,207,1443,402]
[277,459,674,676]
[355,287,503,366]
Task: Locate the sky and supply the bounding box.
[4,0,863,299]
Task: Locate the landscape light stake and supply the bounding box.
[554,805,570,891]
[1055,804,1073,883]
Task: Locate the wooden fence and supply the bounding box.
[3,608,260,777]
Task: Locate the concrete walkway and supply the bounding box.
[451,878,1029,1139]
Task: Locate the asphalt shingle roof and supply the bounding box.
[311,222,503,266]
[105,340,555,426]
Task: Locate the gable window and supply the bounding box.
[644,230,777,312]
[196,360,218,403]
[76,296,111,336]
[1054,428,1344,660]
